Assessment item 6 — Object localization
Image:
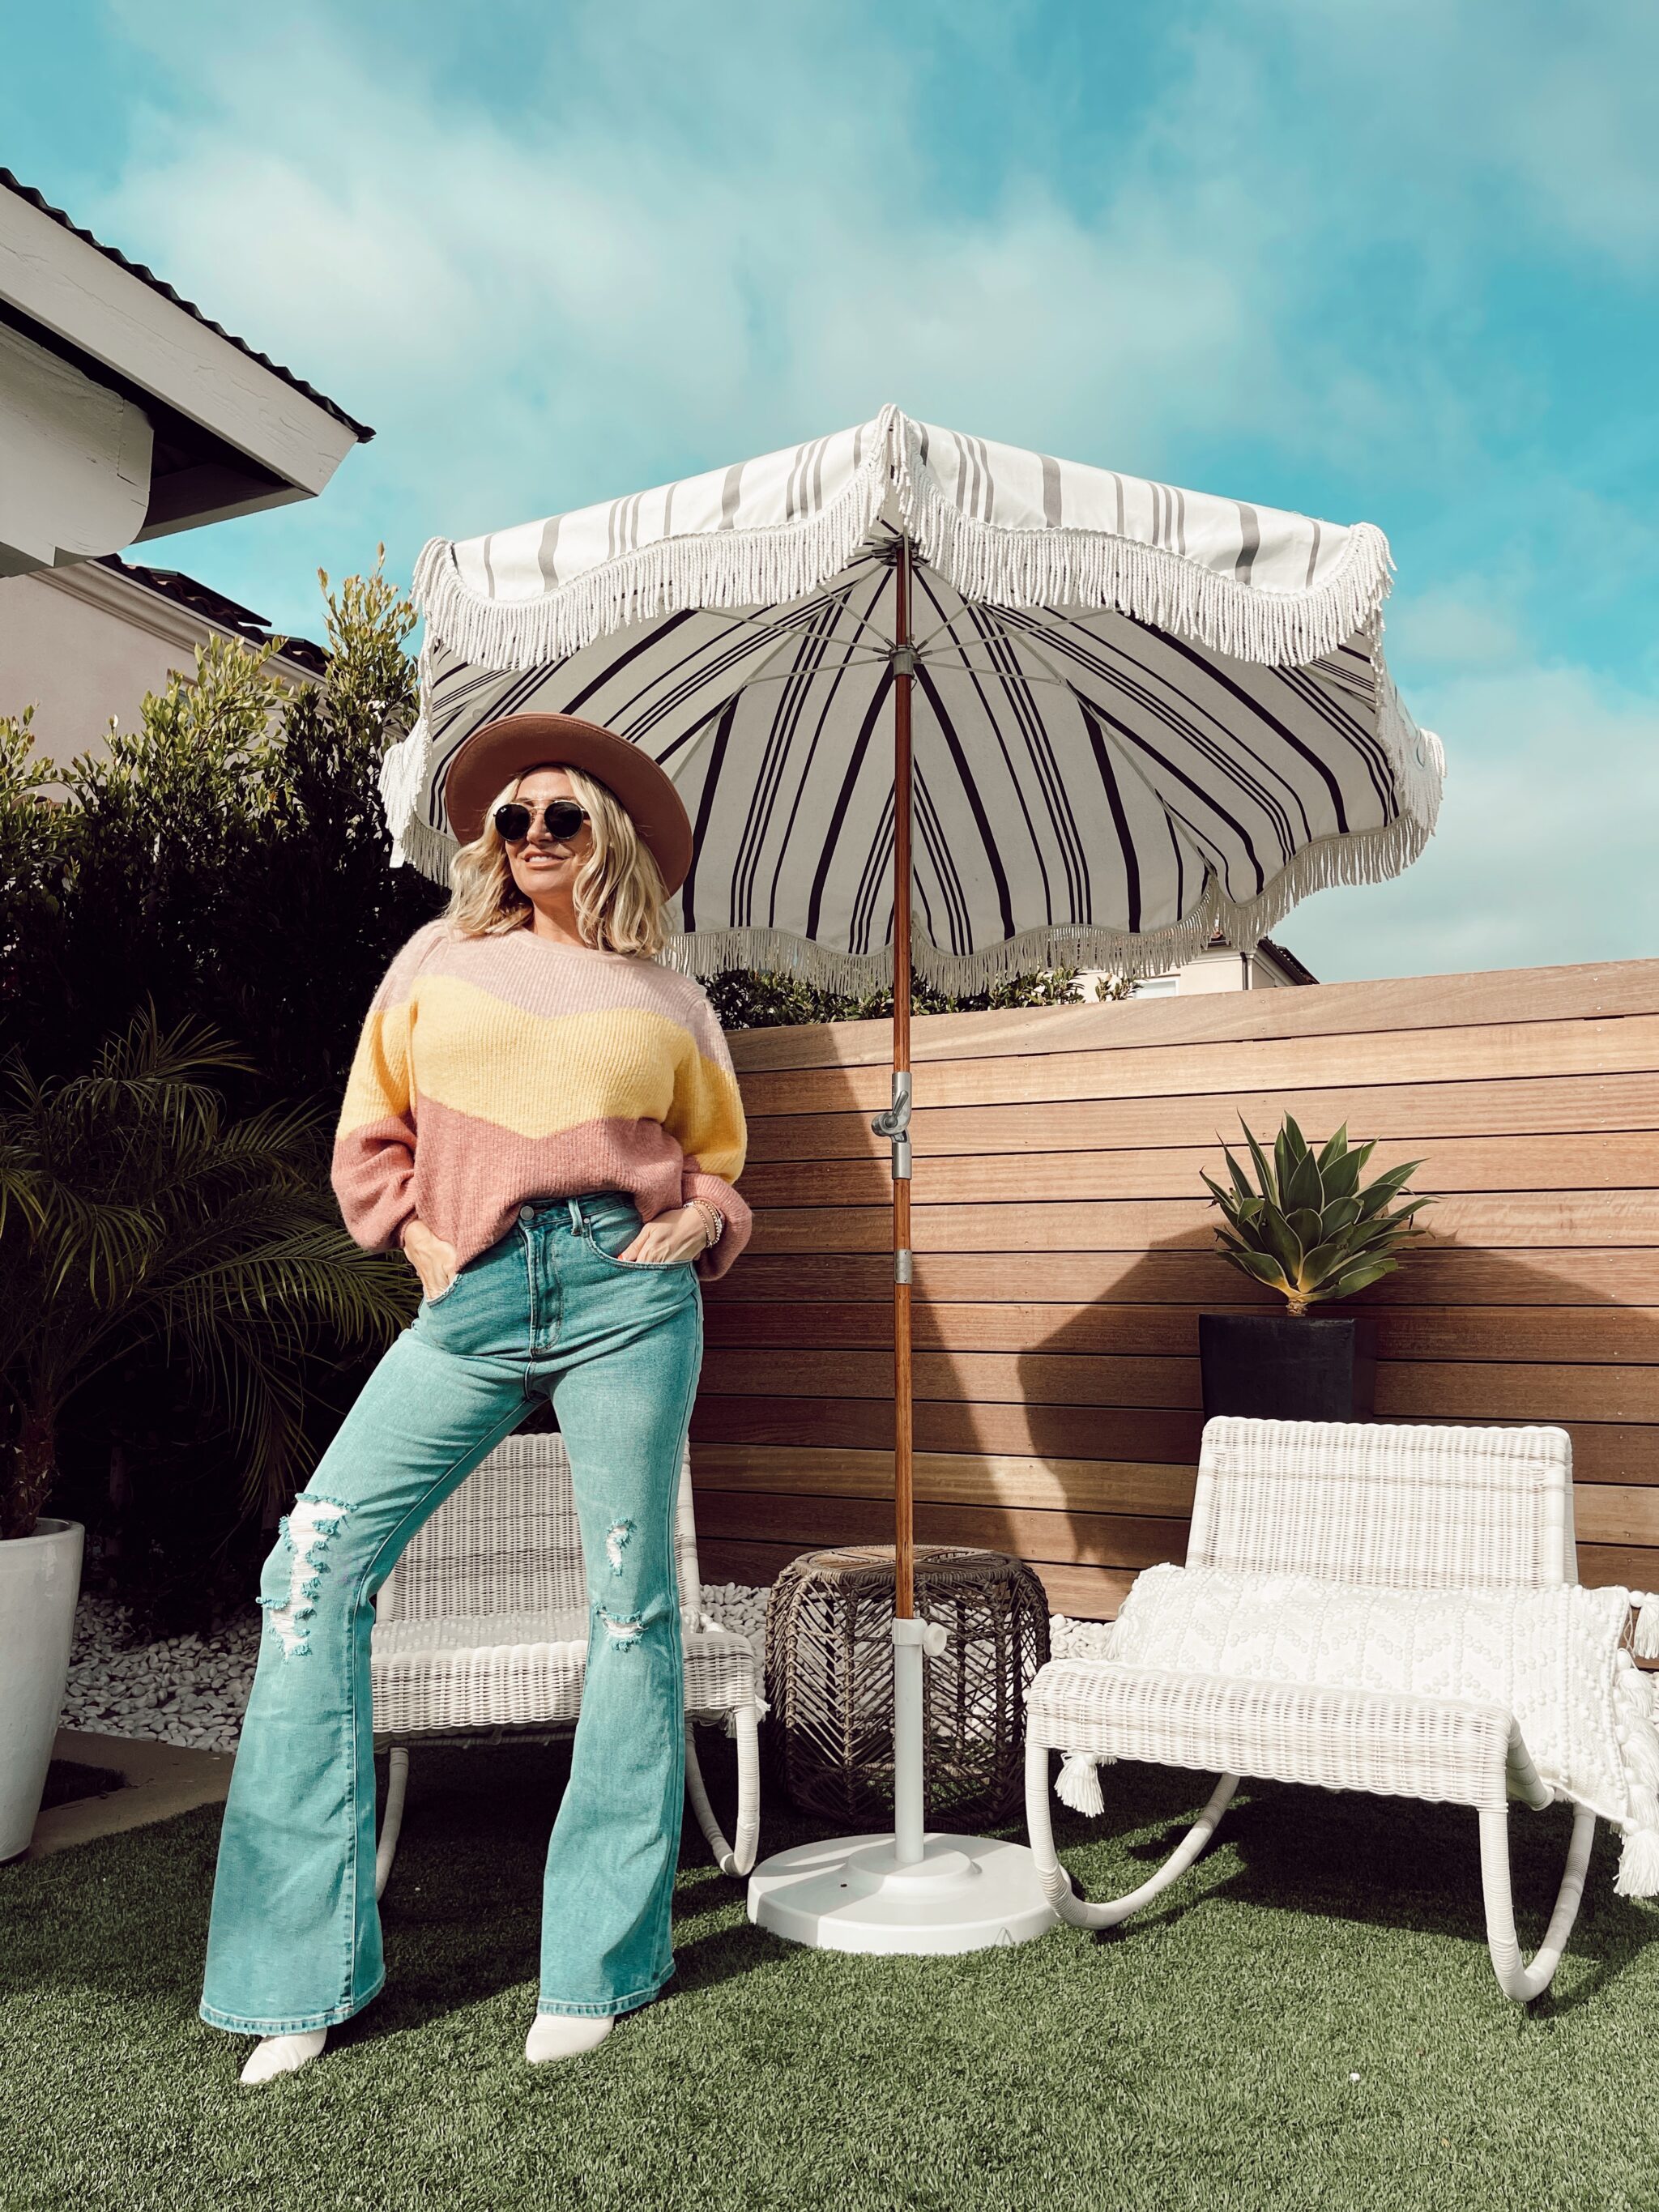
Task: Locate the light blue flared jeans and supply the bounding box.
[199,1191,704,2036]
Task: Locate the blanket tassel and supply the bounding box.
[1631,1592,1659,1661]
[1056,1752,1111,1818]
[1616,1825,1659,1899]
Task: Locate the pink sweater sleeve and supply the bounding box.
[330,923,442,1253]
[671,988,753,1283]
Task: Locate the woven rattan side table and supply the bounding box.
[763,1543,1050,1827]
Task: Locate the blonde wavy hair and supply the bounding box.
[444,762,671,956]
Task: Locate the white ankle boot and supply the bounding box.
[524,2014,613,2064]
[239,2029,327,2084]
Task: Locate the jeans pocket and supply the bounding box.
[423,1243,488,1306]
[590,1210,689,1272]
[592,1242,689,1272]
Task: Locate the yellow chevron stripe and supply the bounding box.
[336,1001,412,1138]
[336,975,745,1149]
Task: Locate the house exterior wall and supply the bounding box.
[1080,944,1308,1000]
[1154,945,1302,994]
[0,560,318,782]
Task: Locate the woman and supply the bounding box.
[198,710,750,2083]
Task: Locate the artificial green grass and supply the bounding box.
[4,1738,1658,2212]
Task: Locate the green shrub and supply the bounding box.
[706,963,1124,1029]
[0,554,440,1104]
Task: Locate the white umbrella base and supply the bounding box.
[745,1831,1057,1955]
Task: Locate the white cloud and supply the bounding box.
[91,0,1316,556]
[1289,657,1659,978]
[1258,0,1659,266]
[107,0,1627,566]
[70,0,1659,984]
[1384,582,1528,674]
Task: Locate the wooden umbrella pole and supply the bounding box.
[889,533,915,1621]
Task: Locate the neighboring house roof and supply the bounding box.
[1201,923,1317,986]
[0,169,373,442]
[1256,936,1318,987]
[94,553,329,676]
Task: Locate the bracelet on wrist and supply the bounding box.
[688,1199,722,1250]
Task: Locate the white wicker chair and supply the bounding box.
[370,1430,761,1895]
[1026,1417,1597,2001]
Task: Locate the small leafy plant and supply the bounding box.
[1201,1116,1431,1315]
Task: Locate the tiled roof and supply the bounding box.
[96,554,329,675]
[1,168,374,443]
[1204,923,1317,985]
[1257,936,1318,987]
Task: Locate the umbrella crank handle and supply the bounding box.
[871,1071,912,1180]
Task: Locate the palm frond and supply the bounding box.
[0,1012,411,1530]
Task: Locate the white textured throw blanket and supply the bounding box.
[1065,1566,1659,1896]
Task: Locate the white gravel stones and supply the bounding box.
[63,1586,1116,1753]
[697,1580,770,1669]
[62,1597,262,1753]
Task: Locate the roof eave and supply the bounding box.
[0,173,370,531]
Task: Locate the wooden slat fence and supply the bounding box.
[694,959,1659,1617]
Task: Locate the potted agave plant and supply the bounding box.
[1198,1117,1431,1421]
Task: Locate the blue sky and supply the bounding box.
[6,0,1657,982]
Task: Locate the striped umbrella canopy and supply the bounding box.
[383,406,1444,1920]
[382,402,1442,992]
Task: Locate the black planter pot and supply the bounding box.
[1198,1311,1377,1422]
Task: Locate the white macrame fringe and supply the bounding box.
[1056,1751,1112,1818]
[412,417,897,673]
[388,811,1442,975]
[412,405,1396,676]
[1629,1592,1659,1660]
[658,913,1217,993]
[390,810,458,889]
[1614,1647,1659,1896]
[893,413,1394,668]
[659,927,901,993]
[378,716,438,863]
[1373,656,1445,834]
[1209,806,1437,966]
[655,799,1439,993]
[1616,1826,1659,1898]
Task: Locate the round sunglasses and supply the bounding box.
[493,798,590,844]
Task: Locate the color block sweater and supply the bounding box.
[331,918,751,1282]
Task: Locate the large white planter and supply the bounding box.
[0,1518,84,1860]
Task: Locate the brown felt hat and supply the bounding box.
[442,711,695,896]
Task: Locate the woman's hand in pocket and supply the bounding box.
[402,1219,460,1300]
[615,1203,713,1266]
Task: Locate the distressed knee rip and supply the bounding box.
[604,1519,634,1575]
[258,1495,350,1658]
[596,1603,646,1649]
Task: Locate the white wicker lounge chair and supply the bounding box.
[1025,1417,1623,2002]
[370,1430,761,1895]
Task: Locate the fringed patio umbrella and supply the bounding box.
[381,402,1444,1950]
